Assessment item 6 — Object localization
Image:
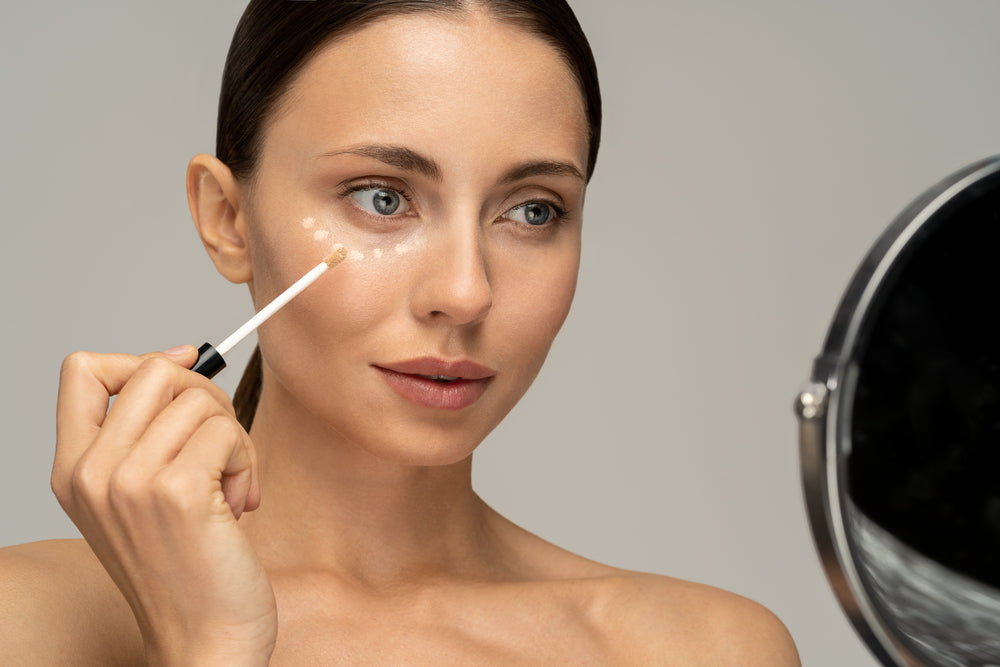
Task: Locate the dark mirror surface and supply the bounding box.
[846,170,1000,665]
[849,176,1000,587]
[800,157,1000,667]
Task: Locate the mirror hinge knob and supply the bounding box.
[795,382,829,420]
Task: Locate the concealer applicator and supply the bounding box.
[192,246,348,378]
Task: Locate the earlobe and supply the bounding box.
[187,154,253,284]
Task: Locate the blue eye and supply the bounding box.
[350,187,410,216]
[507,202,555,226]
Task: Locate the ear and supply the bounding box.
[187,154,252,284]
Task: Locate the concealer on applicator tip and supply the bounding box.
[191,245,348,378]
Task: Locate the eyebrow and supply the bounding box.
[314,144,442,179]
[314,144,585,184]
[498,160,586,185]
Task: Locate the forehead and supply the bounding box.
[265,10,588,177]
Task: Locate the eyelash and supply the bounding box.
[339,180,415,205]
[337,180,569,229]
[504,201,570,237]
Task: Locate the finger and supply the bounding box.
[243,444,261,514]
[140,344,198,369]
[55,347,212,468]
[168,415,257,519]
[98,355,236,459]
[120,387,239,477]
[54,351,145,484]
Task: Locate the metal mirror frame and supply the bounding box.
[795,155,1000,667]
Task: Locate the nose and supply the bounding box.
[413,225,493,327]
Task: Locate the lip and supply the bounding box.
[378,357,496,380]
[374,357,496,410]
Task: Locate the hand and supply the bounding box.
[51,347,276,666]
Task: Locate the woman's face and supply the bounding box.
[241,9,589,465]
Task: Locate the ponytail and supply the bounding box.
[233,345,263,431]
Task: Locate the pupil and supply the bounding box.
[525,203,550,225]
[373,189,400,215]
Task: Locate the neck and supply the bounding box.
[236,376,502,588]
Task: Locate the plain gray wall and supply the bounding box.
[3,2,999,665]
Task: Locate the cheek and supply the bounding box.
[278,244,416,343]
[252,247,411,427]
[301,211,425,256]
[248,207,424,303]
[243,211,326,314]
[496,246,580,372]
[254,225,433,376]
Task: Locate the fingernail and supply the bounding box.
[162,345,191,357]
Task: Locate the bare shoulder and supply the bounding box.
[499,530,798,664]
[487,510,798,664]
[0,539,142,666]
[591,571,800,666]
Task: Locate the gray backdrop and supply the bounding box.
[3,2,999,665]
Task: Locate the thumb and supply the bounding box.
[154,345,200,369]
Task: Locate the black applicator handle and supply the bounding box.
[191,342,227,379]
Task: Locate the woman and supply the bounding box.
[1,1,798,663]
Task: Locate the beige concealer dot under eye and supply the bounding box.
[313,229,330,242]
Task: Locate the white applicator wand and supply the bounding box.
[191,245,348,378]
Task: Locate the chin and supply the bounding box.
[334,407,506,468]
[356,432,482,468]
[329,380,524,468]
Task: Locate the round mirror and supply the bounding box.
[796,155,1000,667]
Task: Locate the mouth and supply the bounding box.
[377,357,495,380]
[374,357,496,410]
[421,375,460,383]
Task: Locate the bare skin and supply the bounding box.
[1,533,797,665]
[1,9,798,666]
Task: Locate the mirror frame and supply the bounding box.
[795,155,1000,667]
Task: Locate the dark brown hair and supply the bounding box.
[219,0,602,430]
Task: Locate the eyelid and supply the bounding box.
[337,178,414,201]
[504,189,569,217]
[504,181,570,207]
[337,179,418,220]
[501,199,570,231]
